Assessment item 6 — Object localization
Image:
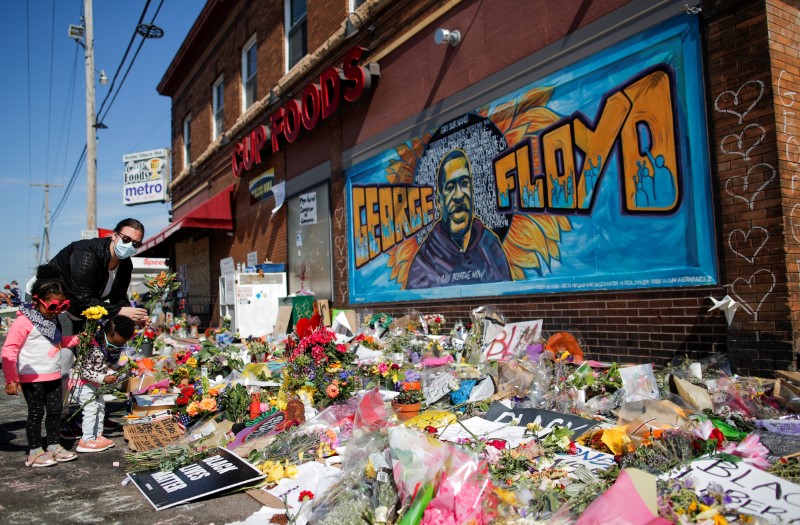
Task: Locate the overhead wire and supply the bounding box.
[50,0,162,225]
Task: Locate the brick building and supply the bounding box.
[139,0,800,377]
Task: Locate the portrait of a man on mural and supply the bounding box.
[407,149,511,289]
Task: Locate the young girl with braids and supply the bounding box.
[2,266,77,467]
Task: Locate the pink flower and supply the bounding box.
[720,434,770,469]
[692,420,715,440]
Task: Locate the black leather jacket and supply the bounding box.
[46,237,132,319]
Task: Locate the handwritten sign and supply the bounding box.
[123,419,185,452]
[483,320,542,361]
[551,444,616,473]
[438,416,534,449]
[668,458,800,523]
[483,401,598,436]
[424,371,460,405]
[299,192,317,225]
[128,448,265,511]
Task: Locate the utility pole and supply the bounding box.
[84,0,97,230]
[31,183,63,263]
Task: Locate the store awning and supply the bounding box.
[139,185,234,253]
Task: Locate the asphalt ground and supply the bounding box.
[0,336,262,525]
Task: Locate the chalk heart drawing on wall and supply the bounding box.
[723,163,776,211]
[719,123,766,161]
[730,268,776,320]
[714,80,765,124]
[728,226,769,264]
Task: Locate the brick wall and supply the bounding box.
[699,0,794,375]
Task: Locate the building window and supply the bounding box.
[287,183,332,300]
[286,0,307,71]
[212,76,224,139]
[241,34,257,112]
[183,115,191,168]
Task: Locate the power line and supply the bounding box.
[49,0,162,225]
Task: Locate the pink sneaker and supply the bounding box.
[76,438,112,453]
[96,436,115,448]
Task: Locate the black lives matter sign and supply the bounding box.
[128,448,265,511]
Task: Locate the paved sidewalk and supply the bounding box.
[0,364,261,524]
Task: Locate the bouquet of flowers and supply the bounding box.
[422,313,446,335]
[284,327,356,408]
[142,271,181,312]
[245,336,270,362]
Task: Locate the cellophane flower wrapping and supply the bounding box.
[306,398,396,525]
[388,425,492,524]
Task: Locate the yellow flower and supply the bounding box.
[186,402,199,416]
[600,427,631,456]
[494,487,517,506]
[82,306,108,320]
[263,461,285,483]
[688,501,698,513]
[186,357,198,368]
[283,461,299,479]
[713,515,728,525]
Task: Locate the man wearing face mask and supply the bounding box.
[44,218,149,337]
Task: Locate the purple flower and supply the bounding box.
[405,369,421,382]
[339,371,349,380]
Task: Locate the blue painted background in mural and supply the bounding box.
[346,15,716,304]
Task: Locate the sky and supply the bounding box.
[1,0,205,286]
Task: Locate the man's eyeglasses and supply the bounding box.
[116,231,143,249]
[38,298,71,314]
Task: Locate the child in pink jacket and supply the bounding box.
[2,267,77,467]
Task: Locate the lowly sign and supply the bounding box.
[483,401,597,436]
[128,448,264,511]
[123,419,184,452]
[669,457,800,523]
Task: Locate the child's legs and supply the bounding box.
[20,382,46,451]
[20,380,62,451]
[42,380,62,447]
[75,383,101,441]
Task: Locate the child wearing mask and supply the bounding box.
[70,315,135,453]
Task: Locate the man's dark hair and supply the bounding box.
[114,218,145,236]
[436,149,471,193]
[31,265,68,300]
[105,315,136,340]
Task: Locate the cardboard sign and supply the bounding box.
[551,444,616,473]
[273,305,293,336]
[128,448,265,511]
[225,410,287,450]
[123,419,185,452]
[317,299,331,327]
[483,320,543,361]
[667,458,800,522]
[483,401,598,436]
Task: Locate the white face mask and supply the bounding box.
[114,240,137,259]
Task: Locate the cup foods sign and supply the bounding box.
[123,148,170,206]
